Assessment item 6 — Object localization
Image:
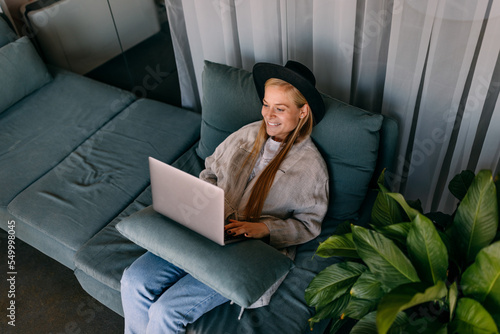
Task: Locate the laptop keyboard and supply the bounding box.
[224,230,246,242]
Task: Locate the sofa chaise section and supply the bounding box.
[0,66,136,207]
[6,98,201,268]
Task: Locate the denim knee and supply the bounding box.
[148,299,184,333]
[120,266,140,291]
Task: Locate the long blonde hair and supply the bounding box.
[243,78,314,221]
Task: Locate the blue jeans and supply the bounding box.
[121,251,229,334]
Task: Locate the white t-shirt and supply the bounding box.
[249,137,282,181]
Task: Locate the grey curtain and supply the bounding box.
[166,0,500,213]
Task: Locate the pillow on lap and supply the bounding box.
[116,206,294,308]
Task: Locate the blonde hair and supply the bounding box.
[243,78,314,221]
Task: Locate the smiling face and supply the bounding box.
[261,84,309,142]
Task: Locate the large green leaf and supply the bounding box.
[496,175,500,213]
[376,281,448,334]
[449,170,475,201]
[452,170,499,264]
[350,311,410,334]
[308,293,350,330]
[305,261,366,308]
[343,297,377,320]
[350,311,379,334]
[350,271,385,300]
[377,169,389,192]
[449,298,499,334]
[352,226,420,289]
[387,193,420,221]
[407,214,449,284]
[344,271,384,320]
[328,317,350,334]
[373,222,413,245]
[315,233,359,258]
[462,241,500,323]
[448,282,458,322]
[371,171,405,228]
[371,190,405,228]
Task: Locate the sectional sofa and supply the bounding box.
[0,16,399,333]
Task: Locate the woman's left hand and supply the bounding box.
[225,220,270,239]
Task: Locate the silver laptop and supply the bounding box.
[149,157,244,246]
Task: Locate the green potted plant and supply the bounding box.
[306,169,500,333]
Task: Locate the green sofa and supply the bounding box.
[0,16,398,333]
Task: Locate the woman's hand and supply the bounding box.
[225,220,270,239]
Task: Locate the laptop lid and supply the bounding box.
[149,157,226,245]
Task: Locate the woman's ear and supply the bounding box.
[299,104,310,119]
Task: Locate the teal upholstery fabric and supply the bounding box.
[312,95,383,220]
[0,67,136,207]
[0,16,16,47]
[374,116,400,187]
[195,61,383,220]
[76,188,153,292]
[0,37,52,113]
[74,148,205,313]
[7,99,201,268]
[196,60,262,159]
[116,206,295,308]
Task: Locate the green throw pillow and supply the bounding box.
[312,95,383,220]
[0,36,52,113]
[196,60,262,160]
[0,16,16,48]
[116,206,294,308]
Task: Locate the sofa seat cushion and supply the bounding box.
[0,67,136,206]
[74,148,205,310]
[75,189,152,292]
[7,99,201,267]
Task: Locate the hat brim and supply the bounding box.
[252,62,325,124]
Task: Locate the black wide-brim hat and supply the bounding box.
[252,60,325,125]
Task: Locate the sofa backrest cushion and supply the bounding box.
[197,60,383,220]
[0,16,16,48]
[196,60,262,160]
[312,95,383,220]
[0,36,52,113]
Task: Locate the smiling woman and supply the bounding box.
[120,60,330,333]
[261,81,310,142]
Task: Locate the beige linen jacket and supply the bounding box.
[199,121,330,256]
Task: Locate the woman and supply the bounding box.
[121,60,329,334]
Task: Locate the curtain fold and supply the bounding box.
[166,0,500,213]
